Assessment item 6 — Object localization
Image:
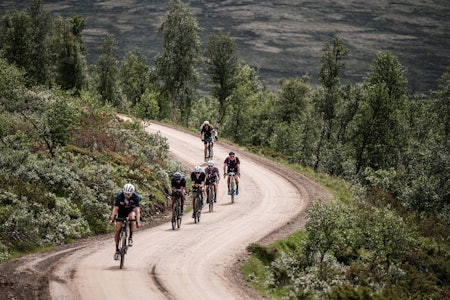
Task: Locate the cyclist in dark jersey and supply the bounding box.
[200,120,215,161]
[171,172,186,214]
[223,151,241,195]
[109,183,141,259]
[190,166,206,218]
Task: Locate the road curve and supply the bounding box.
[50,122,308,299]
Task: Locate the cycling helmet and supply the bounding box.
[174,172,182,180]
[207,160,214,167]
[123,183,135,194]
[194,166,202,173]
[203,120,209,125]
[229,151,235,155]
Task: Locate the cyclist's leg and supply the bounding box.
[128,210,136,238]
[115,221,121,248]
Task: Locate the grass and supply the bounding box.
[240,153,354,298]
[1,0,448,93]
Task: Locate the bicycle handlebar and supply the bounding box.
[114,216,137,223]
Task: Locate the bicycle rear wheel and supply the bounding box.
[209,143,213,160]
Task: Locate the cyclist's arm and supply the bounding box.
[109,206,119,224]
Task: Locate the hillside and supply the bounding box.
[1,0,449,92]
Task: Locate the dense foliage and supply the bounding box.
[0,0,448,297]
[0,84,175,261]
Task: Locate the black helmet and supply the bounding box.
[229,151,235,155]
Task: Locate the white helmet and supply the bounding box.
[207,160,214,167]
[203,120,209,125]
[123,183,135,194]
[194,166,202,173]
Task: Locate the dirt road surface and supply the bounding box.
[0,122,330,299]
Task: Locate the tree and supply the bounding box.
[50,15,87,93]
[94,34,122,106]
[26,0,52,87]
[431,70,450,142]
[0,55,26,112]
[351,52,408,175]
[120,51,154,106]
[313,36,348,171]
[43,96,77,157]
[0,11,31,74]
[221,63,264,144]
[203,32,239,128]
[155,0,200,123]
[0,0,55,88]
[268,77,311,159]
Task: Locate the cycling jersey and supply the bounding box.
[171,177,186,189]
[224,156,240,173]
[205,167,220,183]
[191,172,206,185]
[114,192,140,218]
[201,125,214,142]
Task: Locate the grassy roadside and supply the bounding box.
[240,159,354,299]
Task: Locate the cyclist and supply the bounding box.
[223,151,241,195]
[171,171,186,215]
[190,166,206,218]
[200,120,215,161]
[109,183,141,260]
[204,160,220,202]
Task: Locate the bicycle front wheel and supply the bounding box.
[177,202,182,228]
[119,229,126,268]
[194,196,201,223]
[208,187,214,212]
[230,177,235,203]
[172,203,177,230]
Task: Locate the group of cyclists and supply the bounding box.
[108,121,241,260]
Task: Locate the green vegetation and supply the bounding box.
[0,0,448,298]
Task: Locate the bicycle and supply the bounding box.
[204,136,214,161]
[228,172,237,203]
[114,216,136,269]
[192,185,203,223]
[206,176,217,212]
[171,190,183,230]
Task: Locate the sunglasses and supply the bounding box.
[195,172,200,174]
